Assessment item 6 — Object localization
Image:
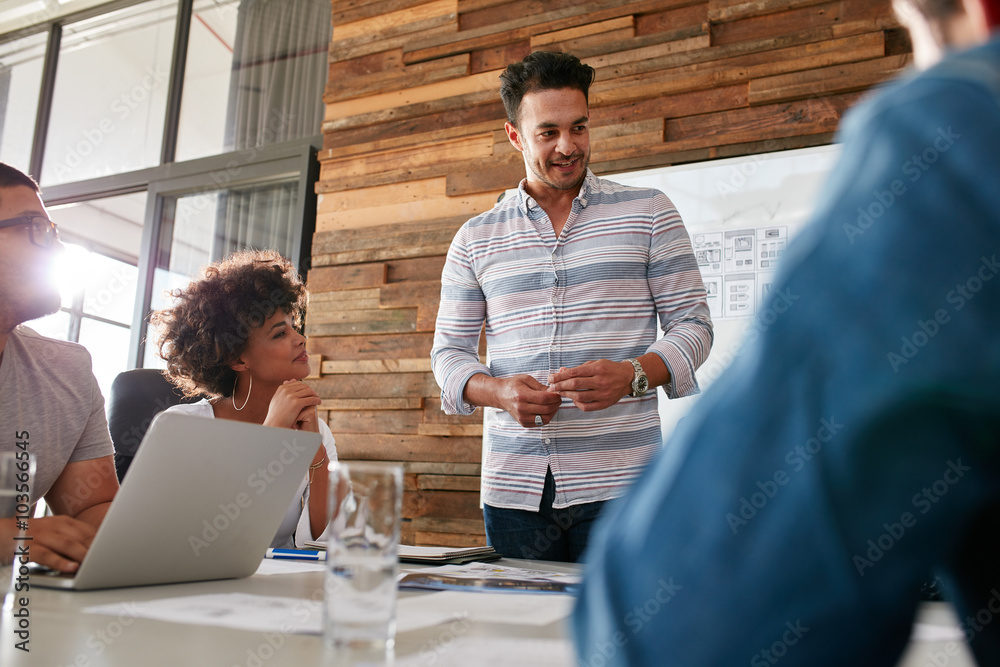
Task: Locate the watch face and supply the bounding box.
[635,375,649,395]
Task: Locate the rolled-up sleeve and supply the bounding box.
[431,229,492,415]
[645,193,714,398]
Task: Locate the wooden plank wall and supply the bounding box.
[309,0,910,547]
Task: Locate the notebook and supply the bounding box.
[32,411,321,590]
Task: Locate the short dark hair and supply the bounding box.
[499,51,596,127]
[0,163,40,193]
[151,249,307,399]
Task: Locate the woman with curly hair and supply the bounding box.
[150,249,335,548]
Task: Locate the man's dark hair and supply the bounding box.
[499,51,596,127]
[0,163,40,193]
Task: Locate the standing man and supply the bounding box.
[0,163,118,573]
[431,52,713,561]
[574,0,1000,664]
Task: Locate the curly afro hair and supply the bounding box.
[151,249,307,399]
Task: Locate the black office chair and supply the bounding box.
[107,368,200,482]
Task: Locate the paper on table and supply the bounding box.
[399,591,575,627]
[395,636,576,667]
[86,593,323,634]
[85,592,461,636]
[254,558,326,576]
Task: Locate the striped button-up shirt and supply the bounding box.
[431,171,713,511]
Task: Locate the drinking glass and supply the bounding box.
[324,461,403,657]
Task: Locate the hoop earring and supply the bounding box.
[233,374,252,411]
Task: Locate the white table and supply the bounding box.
[0,558,577,667]
[0,559,979,666]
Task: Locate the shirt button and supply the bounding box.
[544,438,551,445]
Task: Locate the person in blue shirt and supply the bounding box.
[573,0,1000,664]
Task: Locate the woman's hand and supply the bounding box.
[263,380,321,430]
[293,404,320,433]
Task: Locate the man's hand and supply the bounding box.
[491,375,563,427]
[547,359,634,412]
[33,455,118,572]
[264,380,322,430]
[1,515,97,573]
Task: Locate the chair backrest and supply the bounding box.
[107,368,199,482]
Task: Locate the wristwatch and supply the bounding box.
[626,358,648,397]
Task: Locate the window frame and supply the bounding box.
[2,0,322,370]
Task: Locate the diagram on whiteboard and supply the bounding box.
[692,225,788,320]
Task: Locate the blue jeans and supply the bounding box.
[483,469,606,562]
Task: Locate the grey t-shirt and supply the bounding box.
[0,326,114,504]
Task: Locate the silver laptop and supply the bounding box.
[33,411,321,590]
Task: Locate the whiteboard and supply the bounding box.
[608,144,842,442]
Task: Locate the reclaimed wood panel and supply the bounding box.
[325,54,470,103]
[333,0,458,43]
[323,68,501,121]
[404,0,680,64]
[315,0,907,546]
[335,434,482,463]
[317,192,499,232]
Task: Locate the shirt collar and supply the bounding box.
[516,169,596,213]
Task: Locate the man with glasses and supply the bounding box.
[0,162,118,573]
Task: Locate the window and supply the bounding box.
[175,0,331,161]
[1,0,330,392]
[0,30,46,171]
[142,166,311,368]
[41,0,178,186]
[175,0,239,161]
[29,246,139,401]
[28,191,144,400]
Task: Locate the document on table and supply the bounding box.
[395,636,576,667]
[85,593,457,635]
[86,594,323,634]
[253,558,326,576]
[399,590,575,627]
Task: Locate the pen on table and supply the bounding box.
[265,548,327,561]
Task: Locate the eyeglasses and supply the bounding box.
[0,215,60,248]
